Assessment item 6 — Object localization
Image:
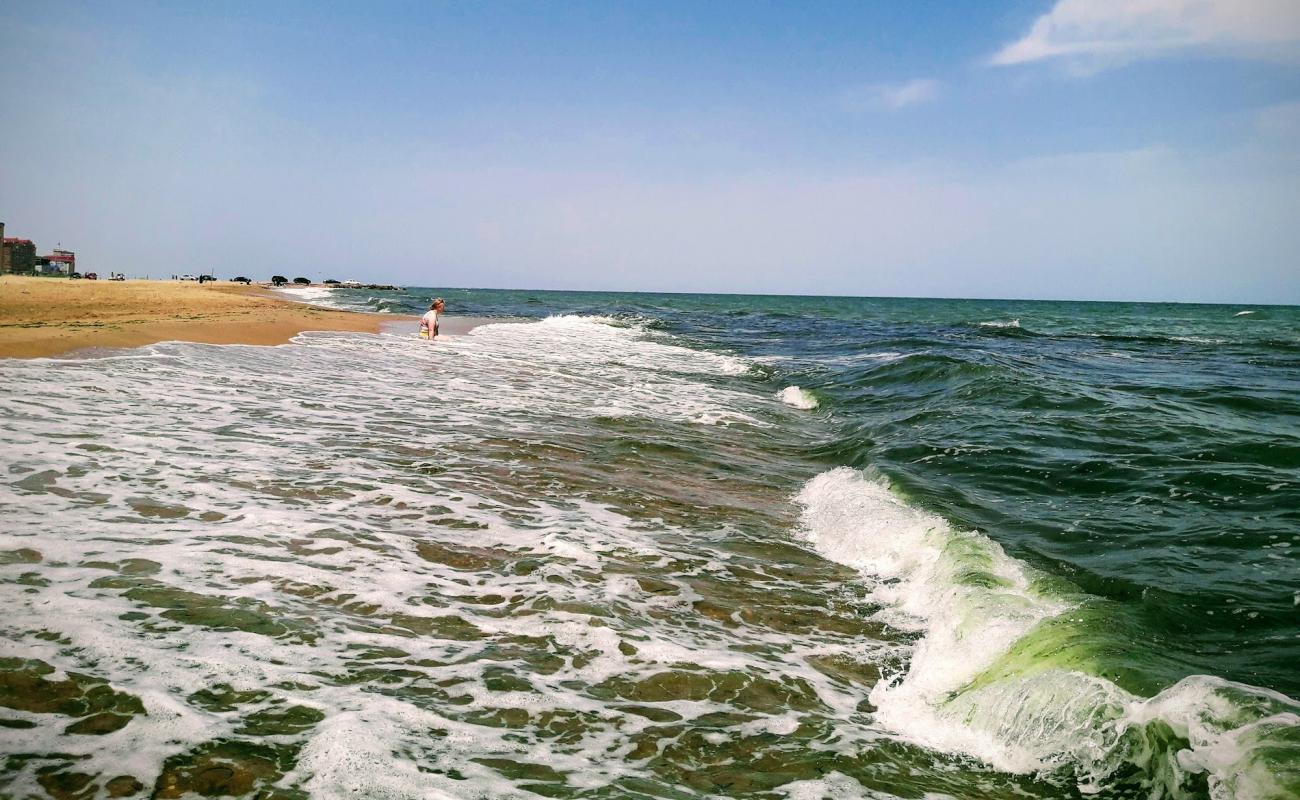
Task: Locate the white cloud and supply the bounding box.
[991,0,1300,70]
[838,78,941,112]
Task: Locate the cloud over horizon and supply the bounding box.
[992,0,1300,70]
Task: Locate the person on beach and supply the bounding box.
[419,298,444,340]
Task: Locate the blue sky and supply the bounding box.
[1,1,1298,302]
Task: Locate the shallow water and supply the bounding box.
[1,292,1297,799]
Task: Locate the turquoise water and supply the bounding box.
[2,289,1297,798]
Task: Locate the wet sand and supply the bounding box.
[0,277,389,358]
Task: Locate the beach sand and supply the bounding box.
[0,276,389,358]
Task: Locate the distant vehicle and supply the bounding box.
[271,275,288,287]
[323,279,341,286]
[84,272,98,280]
[109,273,125,281]
[292,277,311,285]
[231,276,252,284]
[70,272,82,279]
[198,274,216,283]
[179,274,198,281]
[340,280,362,288]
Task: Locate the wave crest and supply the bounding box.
[778,386,819,410]
[795,467,1300,799]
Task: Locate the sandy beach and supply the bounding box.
[0,276,390,358]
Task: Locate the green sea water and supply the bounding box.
[1,291,1297,798]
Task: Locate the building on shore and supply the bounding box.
[38,249,76,275]
[2,231,38,275]
[1,223,78,276]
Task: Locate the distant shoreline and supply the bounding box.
[0,276,388,359]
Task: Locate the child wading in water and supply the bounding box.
[419,298,444,340]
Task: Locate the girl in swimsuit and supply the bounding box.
[419,298,444,340]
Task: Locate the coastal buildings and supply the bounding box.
[1,228,38,275]
[0,223,77,275]
[38,249,76,275]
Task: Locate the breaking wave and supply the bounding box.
[778,386,819,410]
[795,468,1300,800]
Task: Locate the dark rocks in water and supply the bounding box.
[0,547,43,564]
[0,657,145,719]
[105,776,144,797]
[65,712,133,735]
[235,704,326,737]
[595,668,828,714]
[187,684,272,713]
[152,740,302,799]
[36,770,95,800]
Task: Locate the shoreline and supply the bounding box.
[269,286,492,338]
[0,276,391,359]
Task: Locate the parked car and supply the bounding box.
[323,279,341,285]
[271,275,288,287]
[231,276,252,284]
[70,272,82,279]
[179,274,198,281]
[84,272,98,280]
[109,273,126,281]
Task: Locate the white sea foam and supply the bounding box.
[4,313,1294,798]
[776,771,894,799]
[794,467,1300,799]
[795,469,1067,734]
[0,315,870,797]
[778,386,819,410]
[1235,310,1256,317]
[978,319,1021,329]
[276,284,350,309]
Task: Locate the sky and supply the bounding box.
[1,0,1298,303]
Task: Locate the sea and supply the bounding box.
[1,286,1297,800]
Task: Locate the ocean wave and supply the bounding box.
[453,316,761,422]
[849,352,995,387]
[795,467,1300,799]
[1170,335,1228,345]
[275,285,352,310]
[1077,331,1241,349]
[363,295,409,314]
[968,319,1042,339]
[777,386,819,410]
[820,351,908,366]
[539,313,663,332]
[529,315,753,376]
